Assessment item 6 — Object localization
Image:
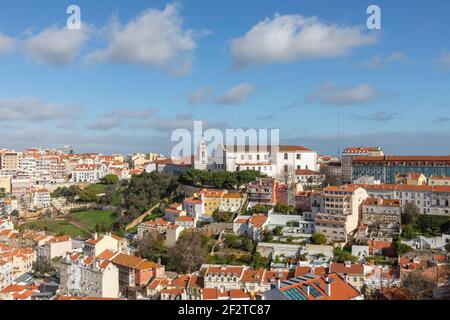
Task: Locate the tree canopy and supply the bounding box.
[179,169,261,189]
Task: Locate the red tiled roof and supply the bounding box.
[330,263,364,276]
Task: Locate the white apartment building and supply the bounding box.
[315,185,369,243]
[32,189,51,209]
[203,265,246,291]
[58,253,120,298]
[38,236,73,260]
[362,184,450,216]
[19,157,37,178]
[71,164,107,183]
[211,145,318,180]
[0,259,13,290]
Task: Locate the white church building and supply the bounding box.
[194,139,318,180]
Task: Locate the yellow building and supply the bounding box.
[0,177,11,194]
[199,189,225,216]
[220,193,246,213]
[395,172,427,186]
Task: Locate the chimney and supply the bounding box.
[276,278,281,289]
[306,284,310,296]
[220,287,225,294]
[94,232,98,240]
[343,273,348,283]
[325,281,331,297]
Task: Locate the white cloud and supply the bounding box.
[188,87,214,106]
[23,27,89,65]
[86,3,199,75]
[358,51,410,69]
[435,51,450,70]
[353,111,399,122]
[216,83,256,105]
[0,97,79,122]
[230,14,378,68]
[0,33,16,54]
[87,108,159,131]
[135,113,228,133]
[307,82,380,106]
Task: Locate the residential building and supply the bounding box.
[323,161,342,184]
[71,164,107,183]
[429,176,450,186]
[395,172,427,185]
[212,145,318,180]
[203,265,245,291]
[315,185,369,243]
[260,273,362,300]
[38,236,72,260]
[247,178,277,208]
[199,189,225,217]
[57,253,120,298]
[294,169,325,189]
[97,250,165,295]
[0,177,11,194]
[341,147,384,183]
[83,233,128,257]
[352,156,450,184]
[0,259,13,290]
[361,184,450,216]
[219,193,246,213]
[183,197,204,219]
[0,151,20,174]
[0,247,37,276]
[11,175,33,198]
[360,198,401,239]
[32,189,51,209]
[233,214,269,241]
[201,288,252,300]
[329,262,365,291]
[0,284,40,300]
[267,212,314,238]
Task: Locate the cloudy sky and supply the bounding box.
[0,0,449,156]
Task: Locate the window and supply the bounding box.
[297,154,301,160]
[284,165,289,172]
[284,153,288,160]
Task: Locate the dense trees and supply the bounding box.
[100,174,119,185]
[245,205,272,215]
[51,185,81,199]
[274,203,295,214]
[167,232,210,274]
[138,232,167,262]
[333,247,358,263]
[179,169,261,189]
[402,202,420,226]
[212,211,235,223]
[119,172,178,226]
[395,238,413,255]
[224,235,254,252]
[402,271,435,300]
[311,232,327,245]
[414,215,450,236]
[33,260,53,276]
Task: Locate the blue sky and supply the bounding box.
[0,0,449,156]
